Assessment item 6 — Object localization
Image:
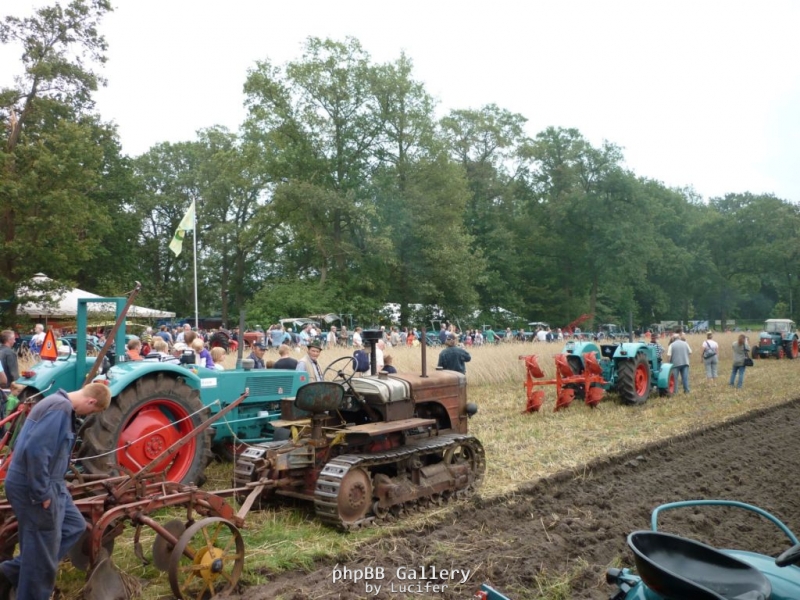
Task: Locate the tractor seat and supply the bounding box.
[629,531,771,600]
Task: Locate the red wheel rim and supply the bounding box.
[793,340,798,357]
[668,371,676,394]
[117,399,196,481]
[634,363,649,396]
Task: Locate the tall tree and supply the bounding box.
[0,0,115,317]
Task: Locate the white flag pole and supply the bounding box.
[193,201,199,330]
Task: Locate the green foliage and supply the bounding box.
[2,16,800,331]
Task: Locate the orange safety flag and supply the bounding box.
[40,329,59,361]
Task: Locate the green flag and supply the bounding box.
[169,200,196,256]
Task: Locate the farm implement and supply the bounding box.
[1,391,256,600]
[607,499,800,600]
[521,340,676,412]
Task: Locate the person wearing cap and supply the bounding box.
[248,342,267,369]
[296,339,324,381]
[437,333,471,375]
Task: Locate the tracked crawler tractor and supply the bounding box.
[233,330,485,529]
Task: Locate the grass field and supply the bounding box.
[41,331,800,598]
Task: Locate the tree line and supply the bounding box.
[1,1,798,331]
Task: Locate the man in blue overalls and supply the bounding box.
[0,383,111,600]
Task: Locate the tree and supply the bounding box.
[0,0,115,318]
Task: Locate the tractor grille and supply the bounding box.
[245,375,297,397]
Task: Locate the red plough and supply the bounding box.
[520,352,607,412]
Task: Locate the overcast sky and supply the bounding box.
[3,0,800,202]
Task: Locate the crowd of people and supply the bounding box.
[646,330,752,391]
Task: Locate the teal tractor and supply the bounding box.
[14,296,305,485]
[521,340,676,411]
[754,318,799,360]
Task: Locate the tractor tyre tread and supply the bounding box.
[616,351,650,405]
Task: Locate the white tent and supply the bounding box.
[17,274,175,319]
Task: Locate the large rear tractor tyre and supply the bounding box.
[76,374,212,485]
[616,352,651,405]
[786,339,798,359]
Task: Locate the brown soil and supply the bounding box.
[233,399,800,600]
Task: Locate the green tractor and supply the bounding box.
[753,319,799,360]
[13,296,305,485]
[522,340,676,411]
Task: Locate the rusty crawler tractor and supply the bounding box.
[234,329,485,529]
[521,340,676,412]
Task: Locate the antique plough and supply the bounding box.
[0,390,268,600]
[520,352,606,412]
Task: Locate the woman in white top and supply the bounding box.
[701,331,720,384]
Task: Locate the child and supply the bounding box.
[191,338,215,369]
[383,354,397,374]
[210,346,226,371]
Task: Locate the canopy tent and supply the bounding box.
[17,274,175,319]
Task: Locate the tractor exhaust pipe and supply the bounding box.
[236,310,245,369]
[421,327,428,378]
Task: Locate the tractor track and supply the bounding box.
[233,397,800,600]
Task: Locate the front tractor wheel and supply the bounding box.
[658,366,677,397]
[77,374,212,485]
[617,352,651,405]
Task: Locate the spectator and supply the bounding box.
[0,383,111,600]
[326,326,338,348]
[666,333,692,394]
[730,334,751,389]
[270,324,285,350]
[296,339,324,381]
[273,344,299,370]
[125,339,143,361]
[438,324,448,345]
[437,333,472,374]
[375,339,385,372]
[701,332,720,385]
[192,338,214,369]
[176,323,192,343]
[1,329,20,386]
[382,354,397,374]
[146,339,180,364]
[390,327,400,347]
[339,325,349,347]
[29,324,45,355]
[248,342,267,369]
[210,347,226,371]
[156,325,173,345]
[352,327,363,349]
[407,329,417,346]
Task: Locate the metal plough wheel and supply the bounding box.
[168,517,245,599]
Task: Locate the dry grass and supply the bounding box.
[21,332,800,598]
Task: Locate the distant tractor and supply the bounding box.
[597,323,628,340]
[521,340,676,412]
[754,318,799,359]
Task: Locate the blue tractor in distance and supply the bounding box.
[753,318,799,360]
[14,295,306,485]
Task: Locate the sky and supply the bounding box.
[2,0,800,202]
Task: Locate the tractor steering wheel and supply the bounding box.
[323,356,358,387]
[776,543,800,567]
